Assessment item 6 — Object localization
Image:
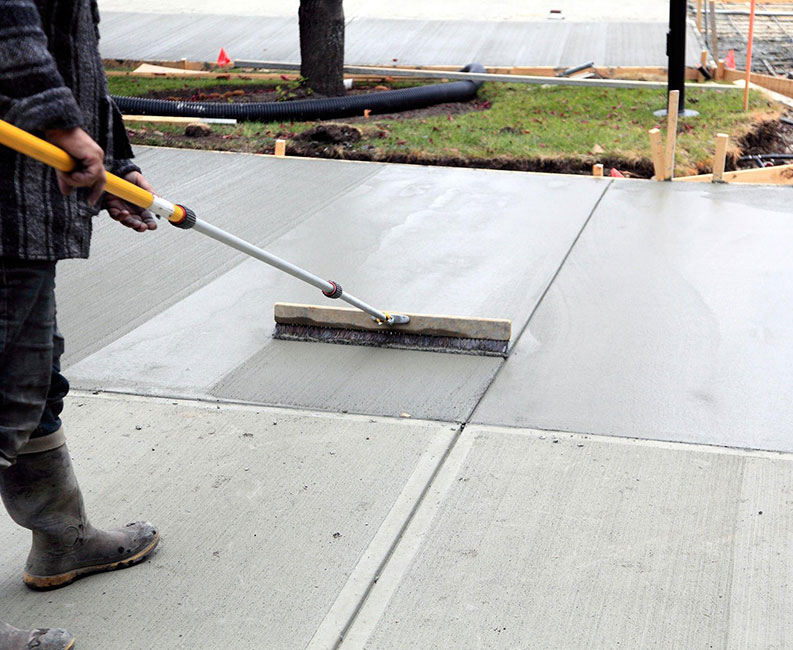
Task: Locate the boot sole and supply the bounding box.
[22,531,160,591]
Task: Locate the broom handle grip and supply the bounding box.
[0,120,406,325]
[0,118,155,210]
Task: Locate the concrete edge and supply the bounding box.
[465,422,793,460]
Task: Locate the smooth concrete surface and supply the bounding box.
[341,425,793,650]
[0,393,456,650]
[474,181,793,453]
[98,0,670,22]
[63,151,602,421]
[58,148,382,366]
[98,13,701,67]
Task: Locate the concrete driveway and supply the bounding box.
[1,150,790,649]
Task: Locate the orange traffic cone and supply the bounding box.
[725,49,736,69]
[217,48,231,67]
[610,168,625,178]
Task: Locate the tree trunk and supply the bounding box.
[299,0,346,97]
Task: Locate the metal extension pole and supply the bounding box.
[191,219,407,324]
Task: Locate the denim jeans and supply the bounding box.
[0,257,68,468]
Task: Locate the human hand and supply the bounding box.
[44,127,106,206]
[104,171,158,232]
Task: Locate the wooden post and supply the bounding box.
[274,139,287,157]
[592,163,604,177]
[709,1,719,60]
[717,59,725,81]
[649,128,666,180]
[713,133,729,182]
[665,90,680,180]
[697,0,703,32]
[699,50,709,82]
[744,0,757,111]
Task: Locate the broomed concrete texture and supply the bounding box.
[3,397,790,650]
[62,149,604,421]
[0,394,457,650]
[342,426,793,650]
[97,13,701,67]
[474,181,793,452]
[98,0,670,22]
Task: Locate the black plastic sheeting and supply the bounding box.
[113,64,485,122]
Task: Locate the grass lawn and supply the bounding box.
[107,74,780,177]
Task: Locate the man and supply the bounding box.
[1,1,161,648]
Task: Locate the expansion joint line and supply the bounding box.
[461,178,615,427]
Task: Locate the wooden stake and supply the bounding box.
[665,90,680,180]
[699,50,709,82]
[713,133,729,182]
[744,0,757,111]
[717,59,725,81]
[592,163,604,177]
[274,139,287,157]
[648,128,666,180]
[697,0,703,31]
[709,1,719,60]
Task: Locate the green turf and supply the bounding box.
[109,75,779,176]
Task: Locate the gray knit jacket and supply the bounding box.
[0,0,140,260]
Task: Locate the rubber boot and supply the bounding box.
[0,621,73,650]
[0,443,159,590]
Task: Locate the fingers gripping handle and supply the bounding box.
[0,118,187,223]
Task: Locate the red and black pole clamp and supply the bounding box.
[322,281,343,299]
[170,205,197,230]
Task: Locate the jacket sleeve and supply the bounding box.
[0,0,83,132]
[108,98,140,177]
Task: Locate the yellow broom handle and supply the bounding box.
[0,118,155,210]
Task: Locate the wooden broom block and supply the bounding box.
[274,303,512,341]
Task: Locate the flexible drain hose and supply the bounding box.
[113,64,485,122]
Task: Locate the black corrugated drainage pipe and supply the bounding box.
[113,64,486,122]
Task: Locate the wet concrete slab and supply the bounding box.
[98,0,671,22]
[64,152,603,421]
[474,181,793,452]
[98,13,700,67]
[0,393,456,650]
[339,424,793,650]
[57,148,382,366]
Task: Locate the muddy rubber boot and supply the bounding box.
[0,443,160,590]
[0,621,74,650]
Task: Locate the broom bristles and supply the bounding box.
[273,323,508,357]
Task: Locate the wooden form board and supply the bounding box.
[723,68,793,99]
[675,163,793,184]
[133,63,209,76]
[104,60,701,81]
